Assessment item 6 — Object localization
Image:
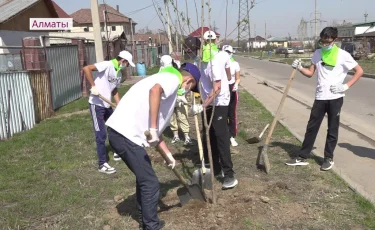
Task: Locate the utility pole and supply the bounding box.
[175,20,179,52]
[165,0,173,54]
[314,0,317,40]
[130,18,135,60]
[364,12,368,22]
[265,21,267,39]
[90,0,104,62]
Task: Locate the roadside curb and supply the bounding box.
[243,55,375,79]
[242,73,375,205]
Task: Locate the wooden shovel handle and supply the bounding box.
[99,94,117,108]
[144,131,188,185]
[192,95,206,174]
[259,123,270,139]
[264,69,297,144]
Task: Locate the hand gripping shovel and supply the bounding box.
[247,123,269,144]
[144,131,206,206]
[259,69,297,174]
[191,95,212,190]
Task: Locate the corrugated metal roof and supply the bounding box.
[0,0,41,23]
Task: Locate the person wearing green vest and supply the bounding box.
[105,62,200,229]
[83,51,135,174]
[159,55,194,145]
[201,30,219,71]
[286,27,364,171]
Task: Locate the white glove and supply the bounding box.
[176,95,188,107]
[292,59,302,70]
[191,104,203,115]
[164,152,176,169]
[330,83,349,94]
[90,86,99,96]
[147,128,159,147]
[232,83,239,92]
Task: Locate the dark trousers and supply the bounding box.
[108,128,161,230]
[89,104,113,166]
[202,106,234,177]
[298,98,343,160]
[228,83,239,137]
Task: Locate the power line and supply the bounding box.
[126,1,164,16]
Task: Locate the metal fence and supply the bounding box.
[0,71,36,140]
[46,45,82,109]
[0,53,24,71]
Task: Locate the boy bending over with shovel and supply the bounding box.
[286,27,363,171]
[105,63,200,230]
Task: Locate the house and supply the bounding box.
[266,37,288,48]
[249,35,267,49]
[133,33,169,45]
[49,3,136,43]
[0,0,59,53]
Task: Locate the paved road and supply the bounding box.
[235,55,375,139]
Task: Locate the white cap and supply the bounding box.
[160,55,173,67]
[174,60,181,69]
[203,30,216,40]
[223,45,234,53]
[118,51,135,67]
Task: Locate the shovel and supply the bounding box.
[144,131,206,206]
[247,123,269,144]
[259,69,298,174]
[98,94,117,108]
[191,95,212,190]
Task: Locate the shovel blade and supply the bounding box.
[177,184,206,206]
[246,137,261,144]
[192,168,212,190]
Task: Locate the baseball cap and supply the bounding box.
[223,45,234,53]
[118,51,135,67]
[181,62,201,93]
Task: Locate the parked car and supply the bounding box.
[275,47,287,54]
[286,48,294,54]
[293,47,305,54]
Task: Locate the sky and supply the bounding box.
[53,0,375,39]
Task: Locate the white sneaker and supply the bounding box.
[230,137,238,147]
[98,162,116,174]
[113,153,121,161]
[171,136,180,144]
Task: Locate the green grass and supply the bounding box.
[146,66,160,75]
[2,85,375,229]
[358,59,375,74]
[54,85,132,115]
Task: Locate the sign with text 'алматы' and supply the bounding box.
[29,18,73,31]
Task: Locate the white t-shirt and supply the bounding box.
[88,61,122,108]
[312,48,358,100]
[228,60,240,85]
[105,73,180,147]
[200,51,231,106]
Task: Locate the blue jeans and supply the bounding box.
[89,104,113,166]
[108,127,162,230]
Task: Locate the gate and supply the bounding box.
[46,45,82,109]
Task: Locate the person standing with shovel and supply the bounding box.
[83,51,135,174]
[285,27,363,171]
[105,64,200,230]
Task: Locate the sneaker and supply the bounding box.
[171,136,180,144]
[113,153,121,161]
[214,170,225,179]
[321,158,334,171]
[230,137,238,147]
[98,162,116,174]
[285,157,309,166]
[184,137,194,146]
[222,176,238,189]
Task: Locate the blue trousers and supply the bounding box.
[89,104,113,166]
[108,127,162,230]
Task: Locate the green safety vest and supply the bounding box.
[159,66,184,95]
[202,43,219,63]
[111,59,122,76]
